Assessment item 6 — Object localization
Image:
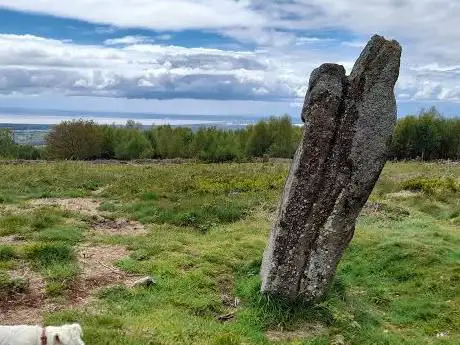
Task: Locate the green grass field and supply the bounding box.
[0,161,459,344]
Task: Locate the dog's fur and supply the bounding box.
[0,323,85,345]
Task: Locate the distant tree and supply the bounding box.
[36,110,460,162]
[0,129,15,157]
[415,107,443,160]
[193,128,240,162]
[125,120,143,129]
[391,115,419,159]
[442,119,460,159]
[268,115,298,158]
[0,129,42,159]
[100,125,118,159]
[247,121,273,157]
[390,107,460,160]
[46,120,105,160]
[148,126,194,158]
[114,128,153,160]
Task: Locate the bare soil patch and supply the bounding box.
[91,185,109,196]
[77,244,135,284]
[0,264,46,325]
[0,204,28,216]
[72,244,140,300]
[1,196,148,324]
[387,190,420,198]
[30,197,147,236]
[362,202,385,215]
[90,217,148,236]
[30,198,101,216]
[0,244,137,325]
[0,234,26,245]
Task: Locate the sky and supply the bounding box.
[0,0,460,121]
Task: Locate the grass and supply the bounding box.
[0,272,27,295]
[0,244,16,261]
[0,161,459,344]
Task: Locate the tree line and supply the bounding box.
[1,108,459,162]
[1,116,302,162]
[389,107,460,160]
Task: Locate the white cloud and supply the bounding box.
[1,32,457,104]
[259,1,460,62]
[0,34,297,101]
[104,35,154,46]
[1,1,460,105]
[2,1,460,60]
[221,28,296,47]
[2,1,459,69]
[0,0,266,30]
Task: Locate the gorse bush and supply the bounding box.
[401,177,458,195]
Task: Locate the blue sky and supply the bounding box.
[0,0,459,120]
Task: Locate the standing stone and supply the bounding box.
[261,35,401,302]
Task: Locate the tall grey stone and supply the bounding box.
[260,35,402,302]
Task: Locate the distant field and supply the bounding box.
[0,161,459,344]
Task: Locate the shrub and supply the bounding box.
[0,129,42,159]
[13,144,42,159]
[194,128,240,162]
[268,115,298,158]
[100,125,118,159]
[401,177,458,195]
[46,119,105,159]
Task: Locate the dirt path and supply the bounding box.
[1,197,147,325]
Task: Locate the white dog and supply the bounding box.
[0,323,85,345]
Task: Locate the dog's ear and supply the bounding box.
[54,324,85,345]
[54,335,62,345]
[72,323,83,337]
